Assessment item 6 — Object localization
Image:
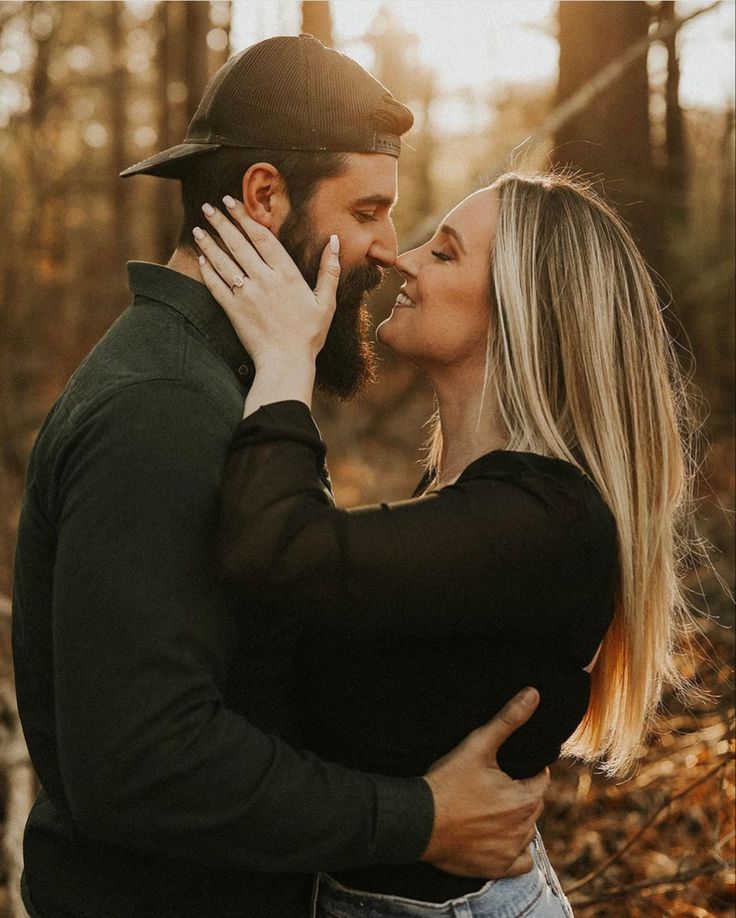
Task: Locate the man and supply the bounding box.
[12,35,548,917]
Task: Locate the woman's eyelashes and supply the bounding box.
[431,249,452,262]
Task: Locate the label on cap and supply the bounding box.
[374,133,402,157]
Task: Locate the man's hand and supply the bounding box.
[421,687,549,878]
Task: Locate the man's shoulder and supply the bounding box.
[56,300,244,431]
[24,302,248,520]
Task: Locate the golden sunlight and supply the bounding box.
[231,0,735,119]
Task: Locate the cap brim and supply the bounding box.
[120,141,222,178]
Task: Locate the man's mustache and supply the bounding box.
[337,262,384,304]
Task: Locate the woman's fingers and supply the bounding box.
[221,196,300,275]
[313,235,340,320]
[197,254,234,309]
[198,253,257,351]
[200,204,269,281]
[192,225,246,289]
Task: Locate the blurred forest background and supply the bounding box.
[0,1,733,916]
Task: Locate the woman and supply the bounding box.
[194,172,697,917]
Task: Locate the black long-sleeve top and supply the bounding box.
[222,400,619,903]
[11,265,432,918]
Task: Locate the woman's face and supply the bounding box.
[377,186,497,374]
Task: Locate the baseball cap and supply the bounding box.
[121,34,414,179]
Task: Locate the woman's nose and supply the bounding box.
[394,247,419,278]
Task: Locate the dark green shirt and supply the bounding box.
[12,262,433,918]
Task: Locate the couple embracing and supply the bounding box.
[13,34,696,918]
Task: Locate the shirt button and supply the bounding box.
[237,364,250,378]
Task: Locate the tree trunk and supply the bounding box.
[154,1,225,262]
[660,1,686,222]
[108,0,129,261]
[185,1,212,121]
[719,107,736,249]
[155,1,181,261]
[554,1,661,266]
[301,1,333,46]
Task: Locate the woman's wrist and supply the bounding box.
[243,356,316,418]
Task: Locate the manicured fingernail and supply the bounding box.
[193,226,205,240]
[202,203,215,216]
[330,234,340,254]
[198,255,206,265]
[223,195,236,209]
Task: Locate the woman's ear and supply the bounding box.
[240,163,291,233]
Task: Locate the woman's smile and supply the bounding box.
[394,291,415,308]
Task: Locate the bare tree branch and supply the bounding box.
[571,859,736,905]
[565,753,735,894]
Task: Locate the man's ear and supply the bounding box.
[240,163,291,233]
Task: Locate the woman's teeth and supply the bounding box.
[396,292,414,307]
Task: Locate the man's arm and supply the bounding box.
[48,378,544,876]
[49,378,429,871]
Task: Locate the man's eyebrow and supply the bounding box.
[351,194,398,208]
[439,223,466,254]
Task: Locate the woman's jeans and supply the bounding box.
[313,831,574,918]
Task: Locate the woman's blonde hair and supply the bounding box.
[428,171,701,776]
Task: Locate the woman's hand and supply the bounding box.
[194,197,340,367]
[193,197,341,416]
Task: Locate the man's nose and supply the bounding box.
[367,220,398,268]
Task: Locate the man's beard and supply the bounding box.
[278,208,381,400]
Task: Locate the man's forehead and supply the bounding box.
[317,153,398,206]
[351,193,397,208]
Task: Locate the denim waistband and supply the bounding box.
[314,848,546,918]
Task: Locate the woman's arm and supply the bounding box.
[220,399,613,641]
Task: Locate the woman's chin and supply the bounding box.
[376,314,420,364]
[376,316,399,352]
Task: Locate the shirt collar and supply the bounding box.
[127,261,254,384]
